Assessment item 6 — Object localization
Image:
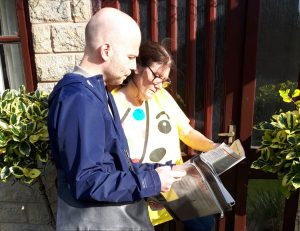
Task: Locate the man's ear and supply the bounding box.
[135,64,144,75]
[98,43,111,61]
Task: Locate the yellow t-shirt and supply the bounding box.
[112,88,191,225]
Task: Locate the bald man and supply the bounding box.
[47,8,185,231]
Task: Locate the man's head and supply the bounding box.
[81,7,141,85]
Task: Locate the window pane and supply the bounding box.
[212,0,226,140]
[176,0,187,105]
[0,0,18,36]
[157,0,167,42]
[251,0,300,147]
[0,44,25,93]
[139,0,150,42]
[195,0,206,132]
[246,179,285,231]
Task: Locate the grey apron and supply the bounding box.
[56,170,154,231]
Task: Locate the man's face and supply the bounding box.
[105,36,140,86]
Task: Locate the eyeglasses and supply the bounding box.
[146,65,171,88]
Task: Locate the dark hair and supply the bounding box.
[123,40,176,86]
[137,41,172,67]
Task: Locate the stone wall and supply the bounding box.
[0,163,57,231]
[0,1,92,230]
[29,0,92,91]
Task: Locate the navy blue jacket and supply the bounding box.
[48,73,162,203]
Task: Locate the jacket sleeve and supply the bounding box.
[49,89,161,203]
[132,162,172,171]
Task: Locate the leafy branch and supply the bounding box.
[252,88,300,198]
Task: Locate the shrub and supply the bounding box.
[251,88,300,198]
[0,85,50,184]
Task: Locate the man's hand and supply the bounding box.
[155,166,186,192]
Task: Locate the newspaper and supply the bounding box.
[200,139,245,175]
[152,139,245,221]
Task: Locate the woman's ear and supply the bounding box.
[98,43,111,61]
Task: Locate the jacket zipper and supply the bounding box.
[124,149,134,171]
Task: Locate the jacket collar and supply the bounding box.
[49,73,106,104]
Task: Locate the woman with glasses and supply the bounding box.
[112,41,216,231]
